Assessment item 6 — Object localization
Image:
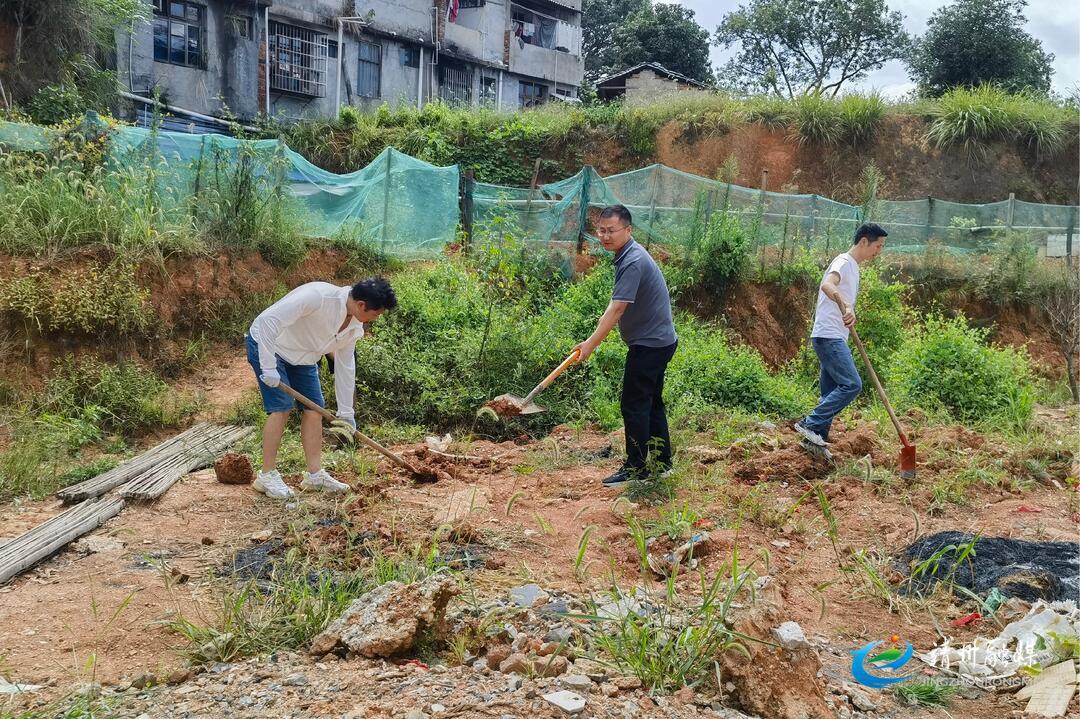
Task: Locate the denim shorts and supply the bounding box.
[245,334,325,414]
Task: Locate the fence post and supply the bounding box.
[924,196,934,246]
[1006,192,1016,231]
[646,164,659,250]
[755,169,768,270]
[576,166,592,260]
[809,194,818,241]
[461,170,475,253]
[1067,206,1077,270]
[525,157,541,238]
[380,150,393,253]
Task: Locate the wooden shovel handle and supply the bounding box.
[849,327,911,447]
[273,382,420,472]
[523,348,581,405]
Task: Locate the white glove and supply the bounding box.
[260,369,281,388]
[337,415,356,429]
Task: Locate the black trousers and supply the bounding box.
[621,341,677,473]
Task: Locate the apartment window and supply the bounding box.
[480,76,497,104]
[459,0,486,7]
[153,0,205,68]
[357,41,382,98]
[269,20,328,97]
[400,45,420,68]
[555,87,570,97]
[327,39,338,59]
[226,14,253,40]
[519,80,545,108]
[439,62,473,105]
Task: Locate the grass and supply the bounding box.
[893,681,959,707]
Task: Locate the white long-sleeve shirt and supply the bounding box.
[248,282,363,423]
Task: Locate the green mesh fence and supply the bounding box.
[0,118,460,259]
[475,162,1078,258]
[2,117,1076,259]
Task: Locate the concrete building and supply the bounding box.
[596,62,709,106]
[115,0,583,127]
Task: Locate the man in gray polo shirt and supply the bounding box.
[574,205,678,487]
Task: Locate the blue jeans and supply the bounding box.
[802,337,862,441]
[245,335,324,414]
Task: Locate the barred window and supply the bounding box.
[358,41,382,98]
[269,21,329,97]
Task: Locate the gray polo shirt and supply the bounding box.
[612,238,677,347]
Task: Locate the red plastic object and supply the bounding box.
[1016,505,1043,513]
[398,659,429,670]
[951,612,982,627]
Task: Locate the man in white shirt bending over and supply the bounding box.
[794,224,887,453]
[245,277,397,498]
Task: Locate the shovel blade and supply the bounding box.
[899,444,917,479]
[489,394,546,416]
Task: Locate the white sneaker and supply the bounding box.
[794,421,827,447]
[253,470,294,499]
[301,469,350,493]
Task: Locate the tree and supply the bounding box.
[1037,264,1080,403]
[583,0,713,85]
[0,0,145,108]
[907,0,1053,97]
[715,0,909,98]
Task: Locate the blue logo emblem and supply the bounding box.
[850,639,916,688]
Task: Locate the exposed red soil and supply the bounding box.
[213,452,254,485]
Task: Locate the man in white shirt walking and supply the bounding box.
[794,224,887,454]
[245,277,397,498]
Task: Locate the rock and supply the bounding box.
[129,672,156,690]
[571,658,609,680]
[538,600,571,616]
[200,536,215,546]
[310,574,459,658]
[283,672,307,686]
[673,686,695,705]
[843,683,877,712]
[249,529,273,542]
[214,453,254,484]
[166,668,192,685]
[772,621,812,651]
[511,633,530,653]
[405,711,428,719]
[600,682,619,697]
[471,658,488,672]
[507,675,523,691]
[486,643,511,670]
[499,653,530,675]
[562,674,592,691]
[614,676,642,690]
[622,700,640,718]
[509,583,549,608]
[309,632,339,655]
[598,597,643,621]
[76,683,102,699]
[75,535,125,554]
[431,705,446,714]
[544,627,573,644]
[543,690,586,714]
[537,641,558,657]
[536,655,570,677]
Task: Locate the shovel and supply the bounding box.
[850,327,917,480]
[274,383,437,482]
[486,348,581,416]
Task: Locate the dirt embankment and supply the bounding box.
[583,116,1079,204]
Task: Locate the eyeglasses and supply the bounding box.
[595,225,629,237]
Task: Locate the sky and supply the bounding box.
[662,0,1080,98]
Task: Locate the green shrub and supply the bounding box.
[888,314,1034,430]
[0,262,153,335]
[793,94,844,146]
[39,356,176,433]
[978,230,1038,303]
[838,94,886,145]
[926,85,1072,158]
[850,266,910,376]
[690,212,752,295]
[26,83,85,126]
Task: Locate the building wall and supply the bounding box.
[623,69,703,106]
[114,0,582,124]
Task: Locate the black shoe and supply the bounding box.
[602,468,633,487]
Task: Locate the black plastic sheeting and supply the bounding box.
[901,531,1080,602]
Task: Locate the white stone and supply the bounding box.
[562,674,592,691]
[772,621,812,651]
[543,690,587,714]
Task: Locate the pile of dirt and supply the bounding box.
[902,531,1080,602]
[214,452,254,484]
[731,424,883,484]
[483,397,523,417]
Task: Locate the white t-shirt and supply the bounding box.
[811,253,860,340]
